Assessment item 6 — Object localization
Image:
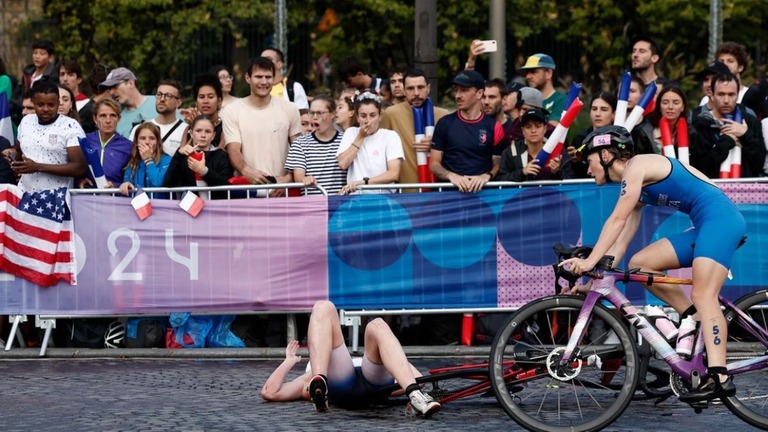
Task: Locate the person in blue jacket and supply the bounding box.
[119,122,171,196]
[78,98,132,187]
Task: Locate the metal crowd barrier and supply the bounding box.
[8,177,768,355]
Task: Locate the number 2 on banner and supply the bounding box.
[108,228,142,281]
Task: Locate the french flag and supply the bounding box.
[130,191,152,220]
[179,191,204,217]
[0,93,12,146]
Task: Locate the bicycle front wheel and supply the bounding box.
[722,289,768,430]
[489,296,639,432]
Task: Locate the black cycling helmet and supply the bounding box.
[579,125,634,158]
[578,125,634,184]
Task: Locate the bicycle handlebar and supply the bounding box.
[553,243,692,287]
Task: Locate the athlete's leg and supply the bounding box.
[307,300,352,411]
[362,318,440,416]
[628,234,694,314]
[690,257,729,379]
[362,318,417,388]
[307,300,347,376]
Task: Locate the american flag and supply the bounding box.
[0,184,75,286]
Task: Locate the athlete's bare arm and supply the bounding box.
[262,340,311,402]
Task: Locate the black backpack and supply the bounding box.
[56,318,112,348]
[285,78,295,102]
[125,318,167,348]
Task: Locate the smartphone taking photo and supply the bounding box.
[478,40,498,53]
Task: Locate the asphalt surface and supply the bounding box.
[0,351,761,431]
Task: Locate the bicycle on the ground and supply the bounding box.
[489,243,768,432]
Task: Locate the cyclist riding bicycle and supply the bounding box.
[559,125,746,402]
[261,300,440,417]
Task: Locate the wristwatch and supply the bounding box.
[363,177,370,185]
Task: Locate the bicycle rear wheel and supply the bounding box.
[489,295,639,432]
[722,289,768,430]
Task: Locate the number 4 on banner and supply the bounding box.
[179,191,204,217]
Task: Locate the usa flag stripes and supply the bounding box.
[0,185,75,286]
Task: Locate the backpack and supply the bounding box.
[125,318,167,348]
[285,78,295,102]
[56,318,112,348]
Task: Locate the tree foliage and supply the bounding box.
[30,0,272,92]
[20,0,768,97]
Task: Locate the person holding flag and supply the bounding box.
[78,98,132,188]
[1,80,84,291]
[163,114,233,200]
[567,92,618,178]
[381,68,449,185]
[690,72,764,178]
[648,86,690,163]
[497,108,566,181]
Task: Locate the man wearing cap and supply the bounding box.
[497,108,565,182]
[380,68,449,185]
[503,81,524,122]
[430,70,504,193]
[100,67,159,137]
[519,53,566,126]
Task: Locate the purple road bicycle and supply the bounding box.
[489,244,768,431]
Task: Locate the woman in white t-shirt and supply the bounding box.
[4,80,86,192]
[336,91,404,194]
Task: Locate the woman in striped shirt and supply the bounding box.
[285,95,347,195]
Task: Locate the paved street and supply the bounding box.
[0,354,760,431]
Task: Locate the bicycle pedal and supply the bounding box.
[688,400,709,413]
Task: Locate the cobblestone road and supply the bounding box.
[0,357,760,431]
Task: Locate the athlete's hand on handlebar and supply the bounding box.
[559,257,596,275]
[562,279,592,296]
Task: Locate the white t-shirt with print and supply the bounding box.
[17,114,86,192]
[336,127,404,194]
[129,118,186,156]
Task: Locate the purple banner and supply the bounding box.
[0,195,329,314]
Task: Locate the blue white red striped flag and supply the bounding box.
[0,184,75,286]
[0,92,13,145]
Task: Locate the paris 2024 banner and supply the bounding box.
[0,182,765,314]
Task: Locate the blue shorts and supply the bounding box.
[667,200,746,269]
[325,345,396,408]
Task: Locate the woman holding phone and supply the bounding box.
[163,114,233,199]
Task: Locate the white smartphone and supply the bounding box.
[478,40,498,53]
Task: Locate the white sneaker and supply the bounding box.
[409,390,440,417]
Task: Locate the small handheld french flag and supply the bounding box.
[179,191,204,217]
[130,191,152,220]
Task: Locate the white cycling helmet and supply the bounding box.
[104,321,126,349]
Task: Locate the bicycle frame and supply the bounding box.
[559,273,768,386]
